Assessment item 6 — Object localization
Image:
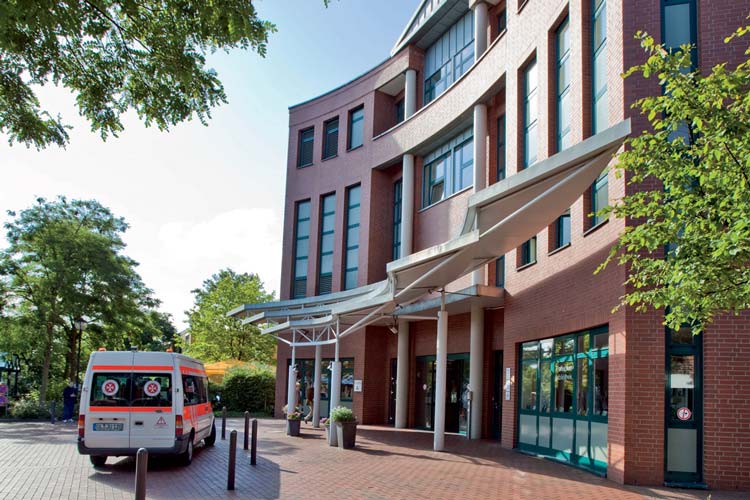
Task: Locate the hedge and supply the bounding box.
[217,367,275,414]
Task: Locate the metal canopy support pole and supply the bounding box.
[313,344,322,427]
[469,303,484,439]
[433,291,448,452]
[329,320,342,446]
[395,319,410,429]
[287,332,298,413]
[330,329,341,410]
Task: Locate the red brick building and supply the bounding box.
[230,0,750,490]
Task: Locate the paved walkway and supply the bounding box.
[0,419,746,499]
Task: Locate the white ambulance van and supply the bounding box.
[77,350,216,467]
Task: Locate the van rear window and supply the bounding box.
[90,373,172,408]
[132,374,172,407]
[90,373,132,407]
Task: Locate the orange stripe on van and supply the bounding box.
[179,366,206,376]
[89,407,172,413]
[92,365,173,371]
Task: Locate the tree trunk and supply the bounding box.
[40,323,55,404]
[64,328,77,381]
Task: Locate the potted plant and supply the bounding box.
[285,405,302,436]
[330,406,357,449]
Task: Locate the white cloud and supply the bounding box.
[127,208,282,330]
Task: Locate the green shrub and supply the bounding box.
[330,406,355,423]
[9,395,48,419]
[220,367,275,414]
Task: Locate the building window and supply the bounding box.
[293,200,311,298]
[497,114,506,181]
[592,0,608,135]
[662,0,697,67]
[343,185,360,290]
[323,118,338,160]
[590,172,608,227]
[518,327,609,474]
[348,106,364,150]
[522,59,538,168]
[519,236,537,267]
[395,99,405,124]
[297,127,314,167]
[495,255,505,287]
[453,139,474,192]
[453,43,475,81]
[393,179,402,260]
[424,10,475,105]
[555,209,571,249]
[498,8,507,34]
[556,17,572,152]
[318,193,336,295]
[422,128,473,208]
[288,357,355,418]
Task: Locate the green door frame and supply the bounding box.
[664,326,703,485]
[517,326,609,476]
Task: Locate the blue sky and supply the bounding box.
[0,0,417,329]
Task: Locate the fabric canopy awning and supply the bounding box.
[228,119,631,346]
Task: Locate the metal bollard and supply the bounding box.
[227,430,237,491]
[243,411,250,450]
[221,406,227,440]
[250,419,258,466]
[49,401,57,424]
[135,448,148,500]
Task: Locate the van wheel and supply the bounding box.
[90,456,107,468]
[204,423,216,447]
[178,433,194,466]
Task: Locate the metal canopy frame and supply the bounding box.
[228,120,631,349]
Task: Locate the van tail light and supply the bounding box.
[175,415,184,437]
[78,415,85,438]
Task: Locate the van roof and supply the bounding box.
[89,351,205,367]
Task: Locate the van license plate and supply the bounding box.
[93,423,124,431]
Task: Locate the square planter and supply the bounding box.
[287,419,301,436]
[335,421,357,449]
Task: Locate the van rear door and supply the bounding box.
[86,352,134,450]
[128,370,175,450]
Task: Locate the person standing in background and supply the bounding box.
[62,381,77,423]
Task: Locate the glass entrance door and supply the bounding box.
[415,354,470,434]
[665,325,703,484]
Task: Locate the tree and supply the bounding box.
[0,0,276,149]
[185,268,274,363]
[0,196,157,401]
[599,26,750,334]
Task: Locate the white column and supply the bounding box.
[472,103,488,285]
[395,319,410,428]
[469,304,484,439]
[312,344,322,427]
[405,69,417,118]
[401,153,415,257]
[473,1,489,58]
[433,294,448,451]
